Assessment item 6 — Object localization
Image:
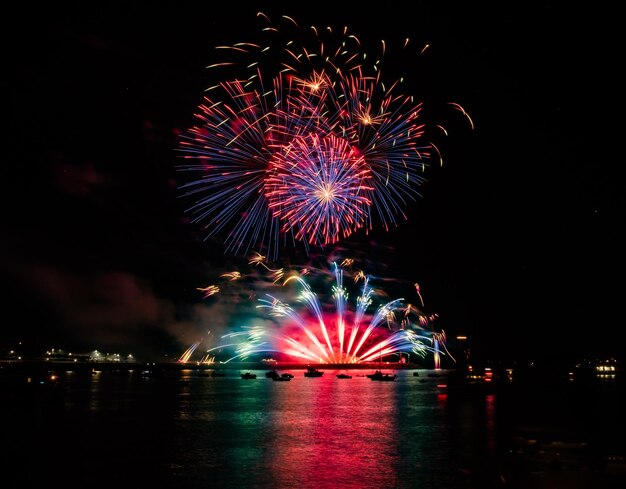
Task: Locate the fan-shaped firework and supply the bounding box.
[200,259,449,365]
[176,13,437,259]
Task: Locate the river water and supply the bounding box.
[2,367,624,488]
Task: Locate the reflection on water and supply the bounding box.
[2,367,624,488]
[269,372,401,488]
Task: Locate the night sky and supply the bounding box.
[3,2,623,363]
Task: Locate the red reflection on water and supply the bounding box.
[267,371,401,488]
[485,393,497,452]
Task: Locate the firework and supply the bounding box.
[201,259,446,365]
[432,330,455,370]
[177,340,201,363]
[196,285,220,298]
[176,13,442,259]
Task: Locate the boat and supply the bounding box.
[265,369,280,379]
[266,370,293,380]
[240,372,257,379]
[367,370,396,381]
[336,373,352,379]
[304,367,324,377]
[366,370,382,379]
[272,374,291,381]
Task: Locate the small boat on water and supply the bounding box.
[266,370,294,380]
[272,374,291,381]
[366,370,382,379]
[367,370,396,381]
[241,372,257,379]
[336,373,352,379]
[304,367,324,377]
[265,370,280,379]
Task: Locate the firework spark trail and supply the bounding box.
[433,338,440,369]
[432,330,455,368]
[257,295,330,361]
[282,274,335,361]
[249,252,284,282]
[192,258,445,364]
[239,325,328,363]
[178,50,294,258]
[332,263,347,361]
[197,285,220,298]
[358,331,417,362]
[414,283,425,307]
[448,102,474,129]
[265,133,374,245]
[221,271,242,281]
[176,13,458,259]
[178,340,201,363]
[345,274,373,358]
[330,74,431,229]
[347,298,403,362]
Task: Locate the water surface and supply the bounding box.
[2,367,623,488]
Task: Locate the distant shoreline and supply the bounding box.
[0,359,428,373]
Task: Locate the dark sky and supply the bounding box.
[3,2,623,363]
